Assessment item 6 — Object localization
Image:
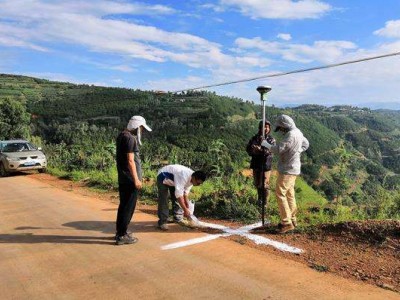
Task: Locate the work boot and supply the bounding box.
[115,233,138,245]
[277,223,295,234]
[158,223,169,231]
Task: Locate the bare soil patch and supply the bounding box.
[245,220,400,293]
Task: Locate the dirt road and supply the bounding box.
[0,175,398,299]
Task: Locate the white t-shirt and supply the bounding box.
[158,164,194,198]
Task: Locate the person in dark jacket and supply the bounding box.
[115,115,152,245]
[246,120,275,208]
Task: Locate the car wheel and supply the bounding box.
[0,163,9,177]
[38,168,46,174]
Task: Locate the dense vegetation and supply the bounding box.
[1,74,399,225]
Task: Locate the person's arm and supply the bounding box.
[262,136,275,155]
[174,175,191,217]
[269,135,294,154]
[127,152,142,190]
[177,196,191,217]
[268,136,276,145]
[246,138,257,155]
[246,138,252,155]
[301,136,310,152]
[301,137,310,152]
[247,136,263,155]
[183,194,190,208]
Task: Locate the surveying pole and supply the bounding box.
[256,86,272,226]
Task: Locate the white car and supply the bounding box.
[0,140,47,176]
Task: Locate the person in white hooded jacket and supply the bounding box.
[262,114,309,233]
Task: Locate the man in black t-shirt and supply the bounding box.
[115,115,152,245]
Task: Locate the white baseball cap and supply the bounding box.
[127,116,152,131]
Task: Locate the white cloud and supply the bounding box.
[201,3,226,13]
[16,72,82,84]
[0,23,49,52]
[219,0,331,19]
[374,20,400,38]
[112,78,124,84]
[107,65,135,73]
[277,33,292,41]
[19,71,125,87]
[141,76,206,92]
[1,1,399,108]
[0,35,48,52]
[236,43,400,106]
[152,39,400,107]
[235,37,357,63]
[0,0,258,73]
[235,37,282,53]
[236,56,271,68]
[1,0,175,18]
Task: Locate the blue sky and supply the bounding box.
[1,0,400,109]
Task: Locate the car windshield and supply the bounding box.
[2,143,37,152]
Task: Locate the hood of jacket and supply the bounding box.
[274,114,296,131]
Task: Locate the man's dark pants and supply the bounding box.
[116,183,138,237]
[157,175,183,226]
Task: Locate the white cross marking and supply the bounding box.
[161,221,303,254]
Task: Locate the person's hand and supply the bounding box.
[183,208,191,218]
[134,180,143,190]
[252,145,262,151]
[261,139,272,150]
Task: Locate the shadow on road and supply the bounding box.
[138,208,157,216]
[0,233,114,245]
[62,220,192,234]
[62,220,159,234]
[2,220,196,245]
[0,171,39,178]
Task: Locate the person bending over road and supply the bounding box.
[157,164,206,231]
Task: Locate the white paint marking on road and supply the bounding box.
[161,221,303,254]
[161,234,224,250]
[197,221,228,230]
[242,233,302,254]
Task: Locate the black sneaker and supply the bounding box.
[158,223,169,231]
[115,234,138,245]
[115,231,132,240]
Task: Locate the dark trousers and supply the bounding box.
[157,175,183,226]
[116,183,138,237]
[253,169,271,207]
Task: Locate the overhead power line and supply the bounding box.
[172,51,400,93]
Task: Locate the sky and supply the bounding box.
[1,0,400,109]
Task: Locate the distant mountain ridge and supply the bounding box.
[279,102,400,111]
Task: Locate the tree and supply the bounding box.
[0,97,30,140]
[207,139,233,177]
